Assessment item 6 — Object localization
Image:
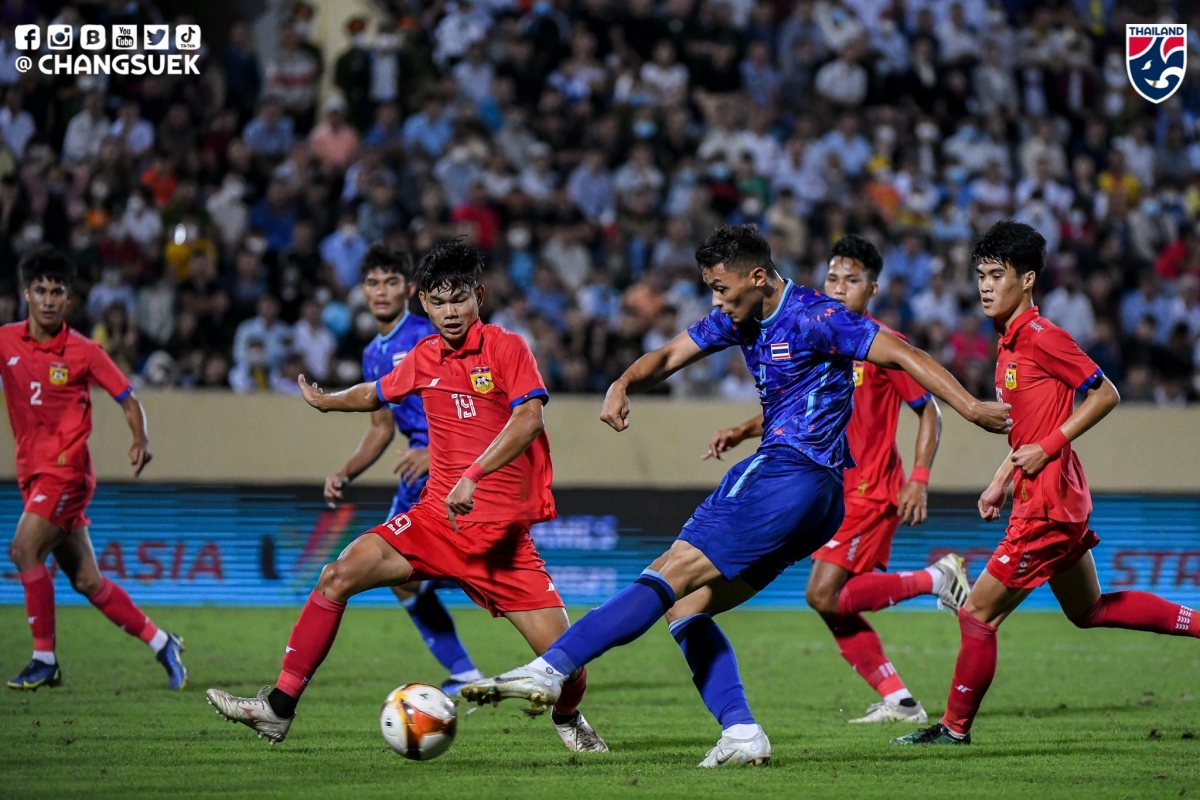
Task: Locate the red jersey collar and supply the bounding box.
[20,319,69,353]
[439,319,485,361]
[999,305,1040,347]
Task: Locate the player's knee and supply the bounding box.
[1068,601,1101,629]
[805,584,840,616]
[316,559,359,602]
[8,540,38,570]
[70,571,102,597]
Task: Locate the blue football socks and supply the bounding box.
[541,569,677,675]
[403,585,476,677]
[669,612,756,729]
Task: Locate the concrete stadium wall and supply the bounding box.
[2,391,1199,491]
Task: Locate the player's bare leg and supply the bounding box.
[207,533,414,743]
[665,578,772,766]
[806,560,938,724]
[7,512,66,690]
[1053,552,1199,638]
[893,570,1030,745]
[506,607,607,752]
[390,581,482,697]
[52,525,187,690]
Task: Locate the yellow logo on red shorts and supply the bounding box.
[49,362,69,386]
[853,361,864,387]
[1004,362,1018,390]
[470,366,494,394]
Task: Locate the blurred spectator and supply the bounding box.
[243,96,295,161]
[63,92,110,164]
[1042,272,1096,347]
[292,299,336,382]
[233,294,291,372]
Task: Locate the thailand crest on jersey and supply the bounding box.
[852,360,864,387]
[1004,362,1018,390]
[49,362,69,386]
[470,365,494,394]
[1126,24,1187,104]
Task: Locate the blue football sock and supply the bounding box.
[541,569,677,675]
[669,612,756,729]
[403,586,476,676]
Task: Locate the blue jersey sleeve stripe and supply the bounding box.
[907,392,932,411]
[375,380,387,404]
[114,386,132,402]
[509,388,549,409]
[1077,369,1104,393]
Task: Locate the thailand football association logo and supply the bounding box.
[470,366,495,394]
[1126,24,1187,104]
[49,362,69,386]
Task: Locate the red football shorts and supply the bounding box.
[20,473,95,533]
[812,499,900,574]
[985,516,1100,589]
[369,501,563,617]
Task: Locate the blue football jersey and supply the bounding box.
[688,281,880,469]
[362,311,436,447]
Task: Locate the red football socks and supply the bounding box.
[824,613,907,698]
[20,566,56,652]
[941,609,998,735]
[276,590,347,699]
[554,666,588,718]
[1071,592,1199,637]
[89,578,158,643]
[838,570,934,615]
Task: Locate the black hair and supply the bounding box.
[695,224,775,275]
[829,234,883,281]
[19,248,76,289]
[359,242,414,283]
[414,239,484,294]
[972,220,1046,280]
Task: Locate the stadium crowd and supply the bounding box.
[1,0,1200,405]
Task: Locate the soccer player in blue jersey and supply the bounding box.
[323,243,482,694]
[462,225,1011,765]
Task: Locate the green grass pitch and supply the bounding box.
[2,605,1197,799]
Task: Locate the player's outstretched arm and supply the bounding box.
[325,407,396,507]
[119,393,152,477]
[865,330,1010,434]
[703,414,764,460]
[298,375,384,413]
[897,398,942,526]
[601,332,707,431]
[444,398,546,530]
[1010,376,1120,478]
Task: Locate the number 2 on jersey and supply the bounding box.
[30,381,42,405]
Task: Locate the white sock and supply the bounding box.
[723,723,762,740]
[32,650,56,665]
[450,668,484,682]
[528,657,567,679]
[925,565,945,595]
[883,688,913,705]
[147,629,168,653]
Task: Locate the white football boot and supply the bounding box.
[206,686,294,744]
[930,553,971,614]
[553,712,610,752]
[697,729,772,767]
[849,699,929,724]
[460,665,564,713]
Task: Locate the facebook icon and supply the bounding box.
[14,25,39,50]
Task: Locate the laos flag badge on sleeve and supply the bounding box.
[1126,24,1187,104]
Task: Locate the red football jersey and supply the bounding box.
[843,324,931,506]
[376,321,555,523]
[0,321,132,485]
[995,306,1102,523]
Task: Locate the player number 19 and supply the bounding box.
[30,381,42,405]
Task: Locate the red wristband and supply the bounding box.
[910,465,931,485]
[462,462,486,484]
[1038,428,1069,458]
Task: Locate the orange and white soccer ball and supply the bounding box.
[380,683,458,761]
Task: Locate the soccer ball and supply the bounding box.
[380,683,458,761]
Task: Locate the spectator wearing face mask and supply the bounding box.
[320,211,369,291]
